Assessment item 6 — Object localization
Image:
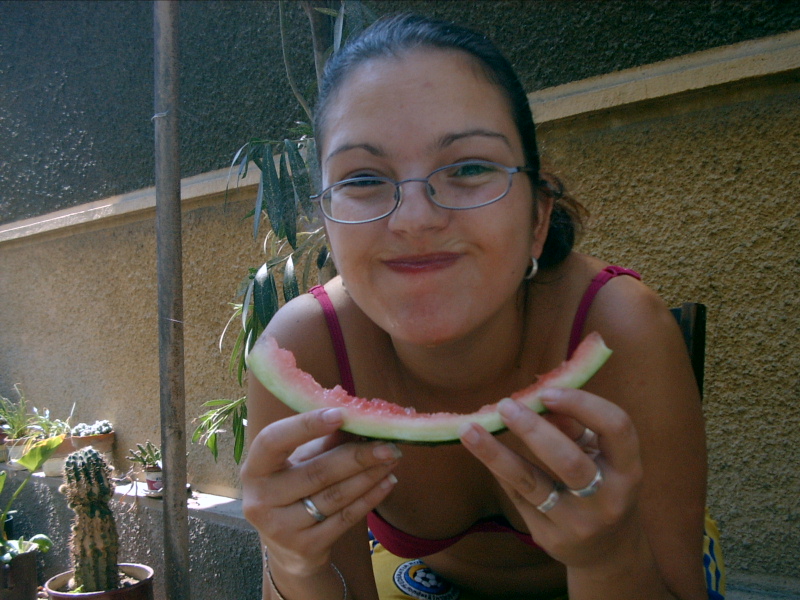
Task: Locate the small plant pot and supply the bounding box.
[144,467,163,497]
[44,563,154,600]
[0,548,38,600]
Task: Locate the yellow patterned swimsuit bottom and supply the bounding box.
[370,509,725,600]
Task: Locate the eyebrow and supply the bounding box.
[324,129,512,164]
[433,129,513,151]
[325,142,386,164]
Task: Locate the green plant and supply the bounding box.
[28,404,74,439]
[61,447,119,592]
[191,397,246,463]
[71,419,114,437]
[126,441,161,469]
[0,384,33,440]
[0,435,64,563]
[192,0,375,464]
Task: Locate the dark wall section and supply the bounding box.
[2,0,798,225]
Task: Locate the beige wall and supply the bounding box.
[1,33,798,582]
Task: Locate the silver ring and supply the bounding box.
[302,496,327,522]
[535,484,561,513]
[568,466,604,498]
[575,427,595,447]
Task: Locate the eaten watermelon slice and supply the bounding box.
[246,333,612,444]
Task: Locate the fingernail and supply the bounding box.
[458,423,480,446]
[321,408,344,423]
[498,398,522,419]
[374,443,402,461]
[381,473,398,489]
[540,388,563,406]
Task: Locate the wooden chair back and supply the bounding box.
[670,302,707,399]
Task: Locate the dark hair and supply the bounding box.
[314,13,585,268]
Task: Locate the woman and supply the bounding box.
[242,14,723,600]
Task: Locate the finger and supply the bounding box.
[291,429,355,463]
[273,440,402,506]
[244,408,345,477]
[459,422,556,513]
[543,412,592,444]
[541,388,640,472]
[497,398,600,493]
[298,462,398,526]
[317,471,399,538]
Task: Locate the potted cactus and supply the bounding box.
[126,441,162,498]
[43,447,154,599]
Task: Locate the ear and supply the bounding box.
[530,190,554,259]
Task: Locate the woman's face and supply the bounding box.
[320,49,550,346]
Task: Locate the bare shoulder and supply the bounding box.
[259,278,346,390]
[583,267,686,364]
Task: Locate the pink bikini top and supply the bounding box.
[309,265,641,558]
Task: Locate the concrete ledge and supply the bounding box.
[0,164,259,247]
[527,29,800,123]
[728,573,800,599]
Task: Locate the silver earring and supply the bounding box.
[524,256,539,280]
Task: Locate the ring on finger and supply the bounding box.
[568,465,604,498]
[536,483,561,514]
[302,496,327,522]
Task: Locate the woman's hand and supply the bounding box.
[459,387,646,571]
[241,407,400,577]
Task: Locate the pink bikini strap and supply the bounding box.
[309,285,357,395]
[567,266,641,358]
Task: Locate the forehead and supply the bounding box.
[319,48,518,158]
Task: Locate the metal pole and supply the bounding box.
[153,2,190,599]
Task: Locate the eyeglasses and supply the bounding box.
[311,160,533,224]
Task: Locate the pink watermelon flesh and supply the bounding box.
[246,333,612,444]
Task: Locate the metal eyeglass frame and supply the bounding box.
[310,160,534,224]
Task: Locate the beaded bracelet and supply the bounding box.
[264,549,347,600]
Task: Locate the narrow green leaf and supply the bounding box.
[208,433,218,461]
[283,255,300,302]
[253,265,279,329]
[262,145,283,240]
[284,140,313,217]
[241,278,254,333]
[253,168,265,241]
[333,3,345,52]
[0,471,6,495]
[278,152,297,248]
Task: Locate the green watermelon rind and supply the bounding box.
[246,333,612,444]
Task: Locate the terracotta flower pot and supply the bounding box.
[44,563,154,600]
[41,433,116,477]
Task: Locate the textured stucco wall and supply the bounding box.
[537,81,800,577]
[0,195,263,496]
[2,0,800,225]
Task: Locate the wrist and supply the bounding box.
[265,549,348,600]
[567,527,670,600]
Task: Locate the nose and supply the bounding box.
[387,178,449,234]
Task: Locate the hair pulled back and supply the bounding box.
[314,13,585,269]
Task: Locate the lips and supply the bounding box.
[383,252,461,274]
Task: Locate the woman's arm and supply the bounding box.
[461,277,707,599]
[241,295,399,600]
